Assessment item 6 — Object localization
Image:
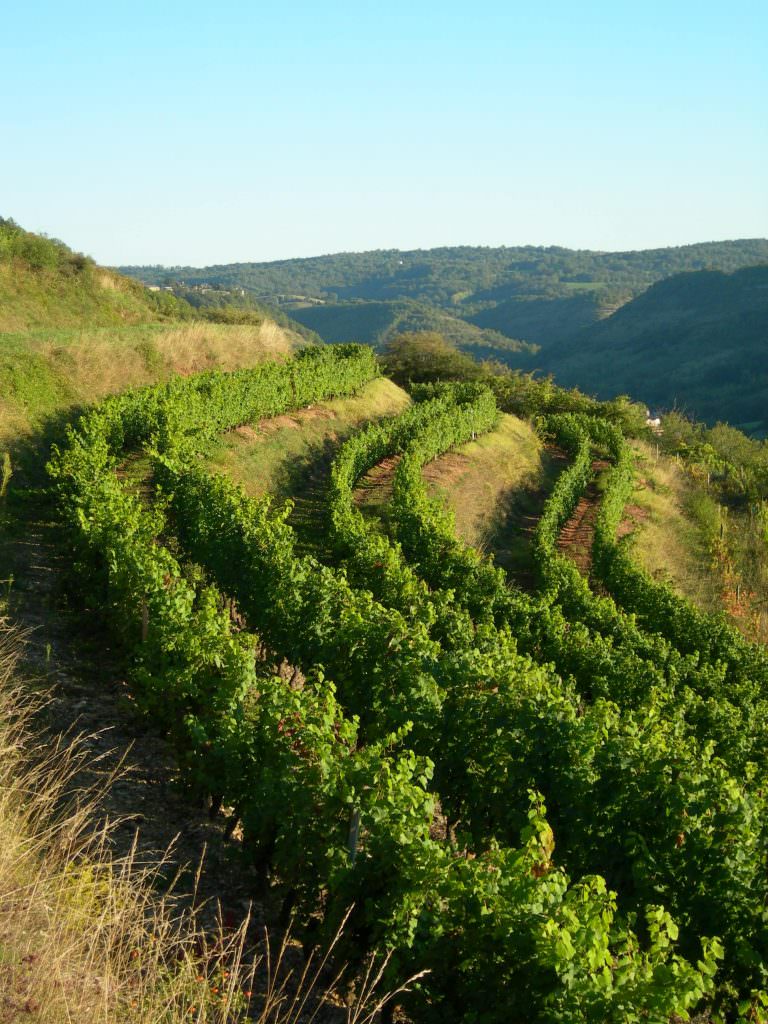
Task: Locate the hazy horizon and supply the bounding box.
[113,235,768,271]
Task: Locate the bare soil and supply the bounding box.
[616,503,651,540]
[421,452,471,489]
[556,460,610,575]
[354,455,401,513]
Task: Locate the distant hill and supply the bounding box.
[120,240,768,311]
[535,266,768,434]
[467,291,611,348]
[288,298,537,360]
[120,241,768,433]
[120,239,768,377]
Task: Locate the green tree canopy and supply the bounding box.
[381,331,485,385]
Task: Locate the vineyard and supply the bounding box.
[48,343,768,1023]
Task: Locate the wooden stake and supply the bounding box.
[347,807,361,864]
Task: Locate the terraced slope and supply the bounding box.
[4,316,768,1021]
[45,353,768,1020]
[204,377,411,558]
[205,378,409,503]
[418,414,555,582]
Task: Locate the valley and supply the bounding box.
[121,241,768,434]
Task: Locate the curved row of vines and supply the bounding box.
[48,344,767,1023]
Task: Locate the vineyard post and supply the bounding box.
[347,807,361,864]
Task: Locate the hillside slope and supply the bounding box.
[467,290,610,347]
[9,223,768,1018]
[0,321,306,453]
[120,239,768,313]
[0,220,310,451]
[288,297,536,359]
[536,266,768,433]
[0,217,189,331]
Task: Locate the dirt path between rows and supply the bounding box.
[354,455,401,512]
[2,492,349,1019]
[496,446,569,587]
[556,460,610,575]
[6,510,269,933]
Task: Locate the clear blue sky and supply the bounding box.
[2,0,766,265]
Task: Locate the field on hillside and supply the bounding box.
[3,224,768,1021]
[5,339,758,1022]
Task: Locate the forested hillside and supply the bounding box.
[287,297,537,360]
[536,265,768,434]
[120,239,768,311]
[120,240,768,348]
[120,239,768,431]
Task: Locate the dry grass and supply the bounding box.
[37,322,298,398]
[0,321,303,452]
[37,335,155,401]
[152,322,297,377]
[94,271,124,292]
[623,443,768,640]
[423,415,543,552]
[625,441,723,615]
[0,621,419,1023]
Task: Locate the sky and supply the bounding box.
[1,0,766,266]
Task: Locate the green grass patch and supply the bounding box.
[206,378,409,502]
[421,413,552,581]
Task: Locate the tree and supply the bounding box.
[380,331,483,386]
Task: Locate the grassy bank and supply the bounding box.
[0,321,304,454]
[421,413,552,580]
[623,440,730,616]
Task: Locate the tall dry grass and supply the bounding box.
[0,621,420,1023]
[34,321,297,402]
[153,322,296,376]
